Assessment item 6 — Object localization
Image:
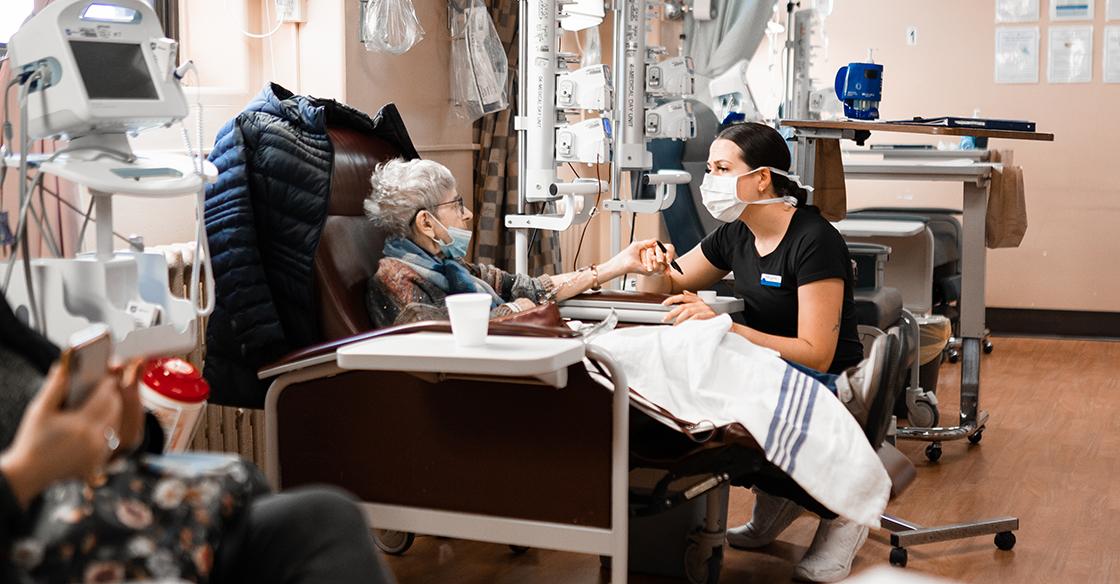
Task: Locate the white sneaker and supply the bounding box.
[726,488,803,549]
[835,333,888,426]
[792,517,870,583]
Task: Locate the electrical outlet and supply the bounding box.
[275,0,306,23]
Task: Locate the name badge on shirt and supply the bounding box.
[760,273,783,288]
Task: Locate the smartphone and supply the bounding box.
[60,324,113,409]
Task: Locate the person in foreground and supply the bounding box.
[363,158,665,328]
[0,298,395,583]
[634,122,885,582]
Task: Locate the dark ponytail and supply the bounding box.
[715,122,809,208]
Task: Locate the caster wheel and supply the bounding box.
[889,547,908,567]
[925,443,942,463]
[907,399,940,428]
[995,531,1016,551]
[983,340,994,354]
[968,429,984,445]
[684,542,723,584]
[947,350,961,364]
[373,530,415,556]
[509,545,530,555]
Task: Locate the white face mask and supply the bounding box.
[699,166,805,223]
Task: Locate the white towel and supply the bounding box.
[591,314,890,528]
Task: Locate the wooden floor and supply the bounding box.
[385,336,1120,583]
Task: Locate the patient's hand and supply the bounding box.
[661,291,717,325]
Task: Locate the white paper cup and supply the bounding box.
[697,290,718,304]
[446,293,492,347]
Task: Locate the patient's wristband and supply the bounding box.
[590,264,601,291]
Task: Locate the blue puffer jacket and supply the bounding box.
[204,83,418,407]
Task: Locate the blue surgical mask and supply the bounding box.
[429,215,472,260]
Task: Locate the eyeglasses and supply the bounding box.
[432,195,467,216]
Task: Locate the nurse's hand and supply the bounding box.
[661,291,717,325]
[609,239,675,276]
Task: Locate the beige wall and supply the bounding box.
[342,0,475,191]
[782,0,1120,312]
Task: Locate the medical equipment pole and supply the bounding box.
[618,0,648,171]
[514,0,530,275]
[782,1,796,117]
[610,0,649,287]
[609,0,627,280]
[524,0,560,205]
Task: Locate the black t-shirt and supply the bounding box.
[700,207,863,374]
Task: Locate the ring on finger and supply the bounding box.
[104,427,120,453]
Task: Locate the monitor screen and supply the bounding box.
[69,41,159,100]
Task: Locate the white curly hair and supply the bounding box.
[364,158,457,237]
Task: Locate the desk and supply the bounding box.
[785,119,1054,142]
[783,119,1053,449]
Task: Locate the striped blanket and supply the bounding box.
[590,314,890,528]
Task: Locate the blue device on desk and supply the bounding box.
[834,61,884,120]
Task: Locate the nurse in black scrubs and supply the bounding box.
[638,122,862,375]
[637,122,876,582]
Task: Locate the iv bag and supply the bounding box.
[580,27,601,68]
[363,0,425,55]
[449,0,509,121]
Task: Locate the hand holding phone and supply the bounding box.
[60,324,112,409]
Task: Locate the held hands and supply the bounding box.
[0,358,145,509]
[611,239,677,277]
[661,291,717,325]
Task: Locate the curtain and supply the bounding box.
[471,0,561,275]
[683,0,772,106]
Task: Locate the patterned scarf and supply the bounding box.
[383,237,503,307]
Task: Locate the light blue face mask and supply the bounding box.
[429,215,472,260]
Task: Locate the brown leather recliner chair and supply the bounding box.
[311,125,397,341]
[257,121,636,579]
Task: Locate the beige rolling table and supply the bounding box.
[782,120,1054,459]
[328,333,633,583]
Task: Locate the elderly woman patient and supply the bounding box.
[364,158,659,327]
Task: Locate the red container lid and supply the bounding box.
[142,358,209,403]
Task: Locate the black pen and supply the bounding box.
[656,240,684,275]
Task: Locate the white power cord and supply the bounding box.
[176,64,216,319]
[228,0,285,39]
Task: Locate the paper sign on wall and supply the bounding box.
[995,26,1040,83]
[1105,26,1120,82]
[1051,0,1094,21]
[1048,26,1094,83]
[996,0,1040,22]
[1108,0,1120,20]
